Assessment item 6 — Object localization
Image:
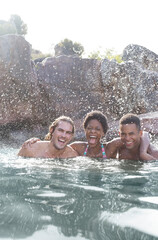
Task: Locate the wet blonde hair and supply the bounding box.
[44,116,75,140]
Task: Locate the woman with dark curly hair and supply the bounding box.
[69,110,121,158]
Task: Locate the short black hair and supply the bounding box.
[119,113,141,131]
[83,110,108,134]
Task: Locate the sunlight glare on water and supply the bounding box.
[100,207,158,238]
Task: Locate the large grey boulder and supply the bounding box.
[123,44,158,71]
[0,34,41,126]
[101,55,158,119]
[35,56,105,121]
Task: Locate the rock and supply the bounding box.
[0,34,42,125]
[36,55,104,121]
[123,44,158,71]
[101,58,158,119]
[139,111,158,134]
[0,35,157,140]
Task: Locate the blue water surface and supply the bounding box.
[0,141,158,240]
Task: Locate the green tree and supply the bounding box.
[54,38,84,57]
[31,49,51,60]
[10,14,27,36]
[0,20,17,36]
[88,48,122,63]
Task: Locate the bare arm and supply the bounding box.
[18,144,34,157]
[105,138,124,158]
[18,137,42,157]
[140,132,157,160]
[69,141,86,156]
[66,146,79,158]
[18,141,49,158]
[146,144,158,159]
[22,137,41,148]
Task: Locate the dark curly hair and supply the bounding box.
[83,110,108,134]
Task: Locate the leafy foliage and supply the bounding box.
[0,20,17,36]
[10,15,27,36]
[54,38,84,57]
[88,48,122,63]
[0,15,27,36]
[31,49,51,60]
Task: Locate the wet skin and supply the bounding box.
[119,123,142,150]
[50,121,73,150]
[118,123,143,160]
[85,119,105,148]
[18,120,77,158]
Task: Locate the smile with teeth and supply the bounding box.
[125,141,133,146]
[58,138,66,143]
[89,135,97,144]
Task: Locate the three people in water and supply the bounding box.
[18,111,158,160]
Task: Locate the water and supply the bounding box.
[0,141,158,240]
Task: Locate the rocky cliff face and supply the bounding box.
[0,35,42,125]
[0,35,157,141]
[35,56,103,120]
[101,58,158,118]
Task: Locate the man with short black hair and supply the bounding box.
[118,113,158,160]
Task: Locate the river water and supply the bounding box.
[0,140,158,240]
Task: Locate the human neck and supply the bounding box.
[88,142,101,152]
[46,142,66,158]
[86,143,104,158]
[129,141,140,153]
[127,144,140,159]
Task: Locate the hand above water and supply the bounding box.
[22,137,41,148]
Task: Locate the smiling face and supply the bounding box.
[119,123,142,150]
[85,119,104,147]
[51,120,73,150]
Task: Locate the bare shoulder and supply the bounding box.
[69,141,87,155]
[18,141,48,157]
[64,145,79,158]
[70,141,87,147]
[106,138,123,148]
[105,138,123,152]
[104,138,124,158]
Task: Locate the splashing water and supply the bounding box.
[0,141,158,240]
